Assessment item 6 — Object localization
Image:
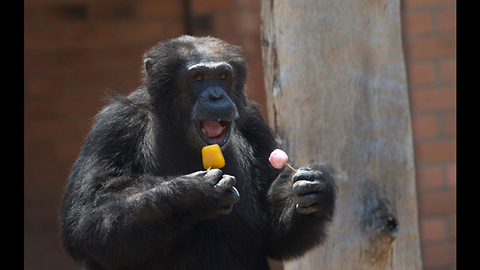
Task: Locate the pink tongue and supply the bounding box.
[202,121,222,137]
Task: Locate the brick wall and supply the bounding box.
[24,0,267,269]
[24,0,455,269]
[402,0,456,269]
[24,1,185,269]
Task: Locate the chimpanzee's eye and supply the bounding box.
[194,74,203,81]
[219,73,226,79]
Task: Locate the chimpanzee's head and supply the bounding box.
[143,36,248,149]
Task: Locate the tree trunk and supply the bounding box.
[260,0,423,269]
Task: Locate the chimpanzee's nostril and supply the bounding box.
[209,90,224,101]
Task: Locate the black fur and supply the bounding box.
[61,35,336,270]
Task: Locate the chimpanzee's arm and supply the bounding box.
[61,168,237,268]
[60,99,238,268]
[265,164,336,260]
[236,103,337,260]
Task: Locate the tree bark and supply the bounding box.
[260,0,423,269]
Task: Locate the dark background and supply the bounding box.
[24,0,455,269]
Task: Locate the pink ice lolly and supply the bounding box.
[269,149,289,169]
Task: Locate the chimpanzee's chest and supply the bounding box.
[159,203,269,270]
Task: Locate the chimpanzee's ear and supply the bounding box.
[144,58,154,77]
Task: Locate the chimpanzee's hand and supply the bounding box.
[188,169,240,215]
[292,166,336,216]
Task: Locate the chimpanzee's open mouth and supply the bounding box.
[197,120,232,146]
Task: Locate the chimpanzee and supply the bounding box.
[60,35,336,270]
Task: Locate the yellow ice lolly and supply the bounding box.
[202,144,225,169]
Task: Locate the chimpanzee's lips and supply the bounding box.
[197,120,232,146]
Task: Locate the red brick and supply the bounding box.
[419,218,446,242]
[440,58,456,83]
[418,190,456,216]
[137,0,183,17]
[216,12,237,33]
[238,0,261,9]
[407,61,435,85]
[406,36,455,59]
[24,7,43,29]
[412,115,437,138]
[410,88,455,111]
[415,139,455,163]
[24,141,56,162]
[402,12,432,34]
[65,69,119,95]
[24,99,53,120]
[238,33,262,55]
[55,139,83,160]
[190,0,233,13]
[24,0,86,8]
[24,25,69,50]
[70,22,164,46]
[26,161,71,187]
[403,0,454,8]
[447,163,456,187]
[43,3,89,24]
[448,215,456,240]
[69,24,116,45]
[24,48,98,74]
[422,243,456,268]
[25,119,80,141]
[238,11,261,34]
[91,1,136,21]
[51,95,104,118]
[164,20,186,38]
[416,166,443,189]
[437,8,456,31]
[119,22,165,43]
[443,112,455,136]
[24,72,69,97]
